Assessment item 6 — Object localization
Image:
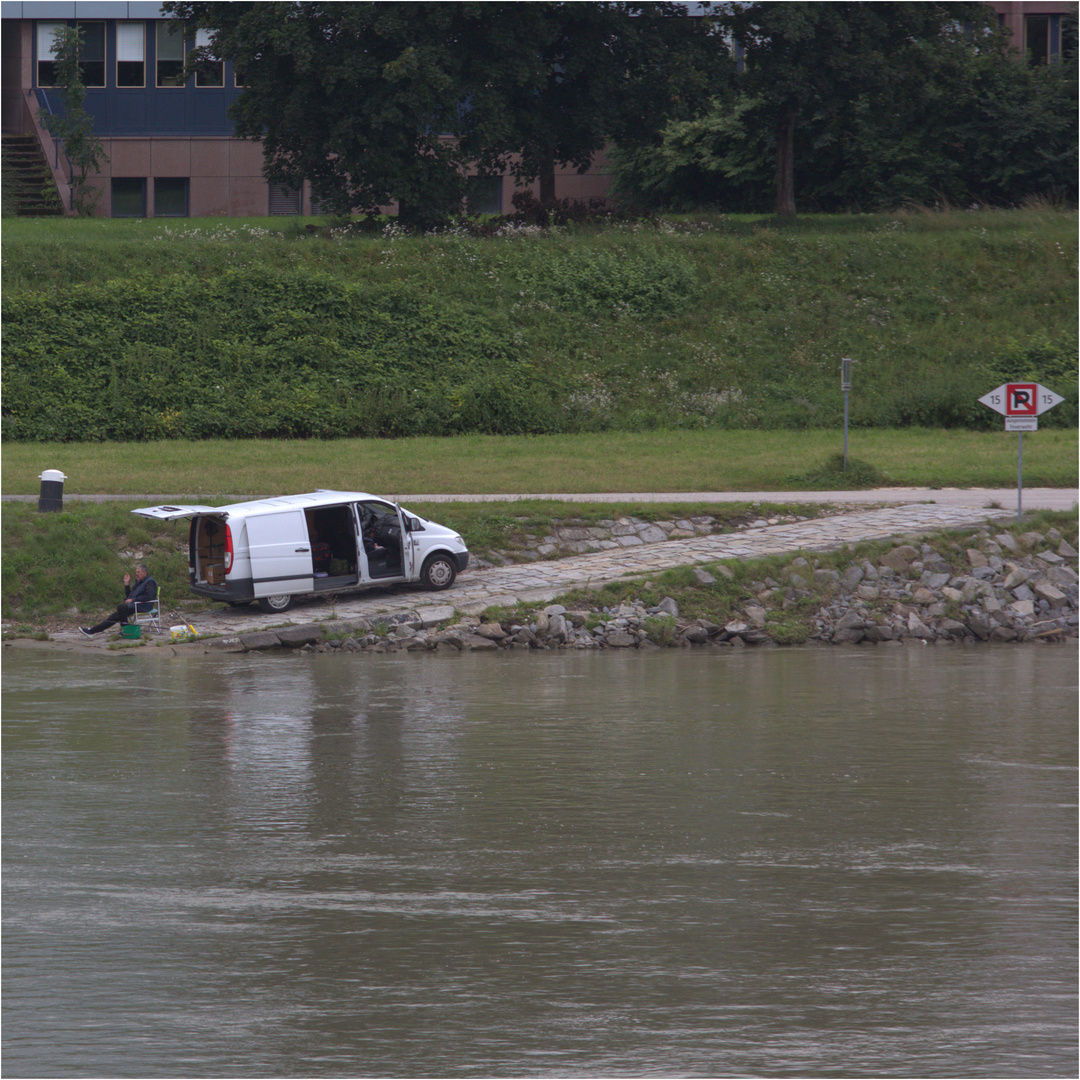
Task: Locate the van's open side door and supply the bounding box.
[396,504,417,581]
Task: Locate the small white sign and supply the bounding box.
[1005,417,1038,432]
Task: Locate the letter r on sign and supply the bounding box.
[1006,384,1037,415]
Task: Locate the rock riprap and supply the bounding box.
[211,526,1077,654]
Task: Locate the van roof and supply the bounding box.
[216,490,385,515]
[132,491,397,522]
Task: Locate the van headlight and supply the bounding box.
[452,535,464,545]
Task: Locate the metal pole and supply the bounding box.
[843,390,849,470]
[1017,431,1023,523]
[840,358,853,471]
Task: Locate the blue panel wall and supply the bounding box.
[33,16,242,135]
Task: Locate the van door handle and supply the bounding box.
[296,547,310,553]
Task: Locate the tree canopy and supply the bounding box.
[714,1,996,217]
[164,1,722,227]
[613,2,1076,213]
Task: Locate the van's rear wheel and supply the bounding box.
[258,593,293,613]
[420,553,457,591]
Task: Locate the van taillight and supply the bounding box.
[224,524,234,572]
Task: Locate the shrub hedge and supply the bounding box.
[2,211,1076,441]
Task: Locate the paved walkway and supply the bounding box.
[4,487,1077,510]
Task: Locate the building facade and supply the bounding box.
[0,0,1069,218]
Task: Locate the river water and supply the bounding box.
[2,645,1076,1079]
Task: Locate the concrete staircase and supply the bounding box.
[2,135,65,216]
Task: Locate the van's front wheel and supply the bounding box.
[258,593,293,613]
[420,553,457,591]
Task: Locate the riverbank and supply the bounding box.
[10,506,1076,657]
[171,520,1080,654]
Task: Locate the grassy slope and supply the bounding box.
[2,208,1076,438]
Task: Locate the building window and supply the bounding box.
[1024,13,1075,64]
[112,178,146,217]
[466,175,502,216]
[1026,15,1052,64]
[156,21,186,87]
[36,20,104,88]
[193,28,224,87]
[154,178,188,217]
[36,22,63,86]
[269,185,301,215]
[116,22,145,88]
[77,22,105,88]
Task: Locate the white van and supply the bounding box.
[132,490,470,613]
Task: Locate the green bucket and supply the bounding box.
[121,624,142,639]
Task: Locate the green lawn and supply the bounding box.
[2,428,1076,498]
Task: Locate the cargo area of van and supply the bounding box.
[193,516,229,586]
[304,505,361,587]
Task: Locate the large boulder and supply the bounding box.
[880,545,920,572]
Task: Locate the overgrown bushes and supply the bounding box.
[2,210,1076,441]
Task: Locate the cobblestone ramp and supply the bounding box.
[180,502,1015,636]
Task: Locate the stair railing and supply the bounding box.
[29,88,73,212]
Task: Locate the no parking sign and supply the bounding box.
[978,381,1064,520]
[978,382,1064,429]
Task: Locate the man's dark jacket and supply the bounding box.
[125,576,158,606]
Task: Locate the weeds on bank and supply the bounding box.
[789,454,892,489]
[3,209,1076,442]
[1,501,193,619]
[1,625,50,641]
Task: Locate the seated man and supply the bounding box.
[80,564,157,637]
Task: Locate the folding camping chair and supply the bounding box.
[130,588,162,634]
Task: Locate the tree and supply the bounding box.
[40,24,107,216]
[165,2,723,226]
[613,6,1076,213]
[715,2,994,217]
[457,3,726,203]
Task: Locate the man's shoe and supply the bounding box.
[79,627,95,637]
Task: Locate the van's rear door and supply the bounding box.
[247,510,313,598]
[131,504,222,521]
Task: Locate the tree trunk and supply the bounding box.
[539,144,556,205]
[775,106,797,219]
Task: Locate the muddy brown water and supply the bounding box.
[3,645,1076,1077]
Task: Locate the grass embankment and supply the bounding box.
[2,208,1076,440]
[2,427,1077,497]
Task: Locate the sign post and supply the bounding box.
[840,358,853,471]
[977,382,1064,522]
